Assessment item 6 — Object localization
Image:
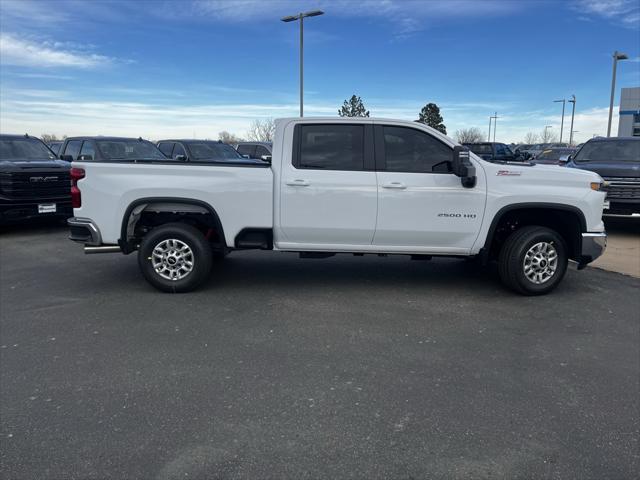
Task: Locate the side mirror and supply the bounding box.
[175,154,187,162]
[260,154,272,163]
[559,155,570,164]
[60,154,73,161]
[451,146,476,188]
[78,154,92,161]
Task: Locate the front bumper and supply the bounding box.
[577,232,607,269]
[67,217,102,245]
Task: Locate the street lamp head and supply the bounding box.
[614,51,629,60]
[569,94,576,103]
[554,99,565,103]
[281,10,323,22]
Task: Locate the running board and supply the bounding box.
[84,246,122,254]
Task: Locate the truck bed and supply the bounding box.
[73,161,273,246]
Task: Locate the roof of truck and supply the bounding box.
[0,134,44,140]
[587,136,640,142]
[157,139,225,143]
[64,136,152,141]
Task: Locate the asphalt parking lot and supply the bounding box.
[1,223,639,479]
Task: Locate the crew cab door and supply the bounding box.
[278,123,377,247]
[373,124,486,253]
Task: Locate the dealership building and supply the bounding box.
[618,87,640,137]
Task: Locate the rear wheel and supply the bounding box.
[138,223,212,293]
[498,226,568,295]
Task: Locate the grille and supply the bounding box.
[0,171,70,199]
[604,177,640,201]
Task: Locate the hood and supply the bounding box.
[0,159,71,172]
[566,160,640,179]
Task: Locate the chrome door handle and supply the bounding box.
[285,179,310,187]
[381,182,406,189]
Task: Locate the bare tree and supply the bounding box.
[523,132,538,144]
[539,127,558,144]
[454,127,484,143]
[218,131,244,144]
[41,134,58,143]
[247,118,276,142]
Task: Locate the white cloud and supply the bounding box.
[542,106,619,142]
[0,90,610,144]
[186,0,525,37]
[0,33,116,68]
[572,0,640,28]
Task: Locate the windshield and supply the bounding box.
[0,138,56,161]
[573,140,640,163]
[187,142,242,160]
[96,140,166,160]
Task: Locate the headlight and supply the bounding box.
[590,181,608,191]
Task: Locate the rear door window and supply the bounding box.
[296,124,364,170]
[467,144,493,155]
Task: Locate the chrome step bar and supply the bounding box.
[84,245,122,254]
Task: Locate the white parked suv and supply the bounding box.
[68,118,607,295]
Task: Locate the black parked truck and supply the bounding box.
[565,136,640,215]
[0,134,72,224]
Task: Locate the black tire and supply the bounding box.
[498,226,568,295]
[138,222,212,293]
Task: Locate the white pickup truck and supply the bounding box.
[68,118,607,295]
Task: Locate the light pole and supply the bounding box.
[607,51,628,137]
[568,95,576,145]
[544,125,553,143]
[488,115,493,141]
[490,112,498,142]
[281,10,324,118]
[554,99,566,144]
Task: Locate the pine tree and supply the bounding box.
[416,103,446,134]
[338,95,370,117]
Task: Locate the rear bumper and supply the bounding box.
[578,232,607,269]
[67,217,102,245]
[0,199,72,222]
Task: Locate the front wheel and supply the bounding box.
[138,223,212,293]
[498,226,568,295]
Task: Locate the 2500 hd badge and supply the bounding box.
[438,213,477,218]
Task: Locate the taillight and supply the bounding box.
[70,167,85,208]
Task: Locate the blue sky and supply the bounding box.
[1,0,639,143]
